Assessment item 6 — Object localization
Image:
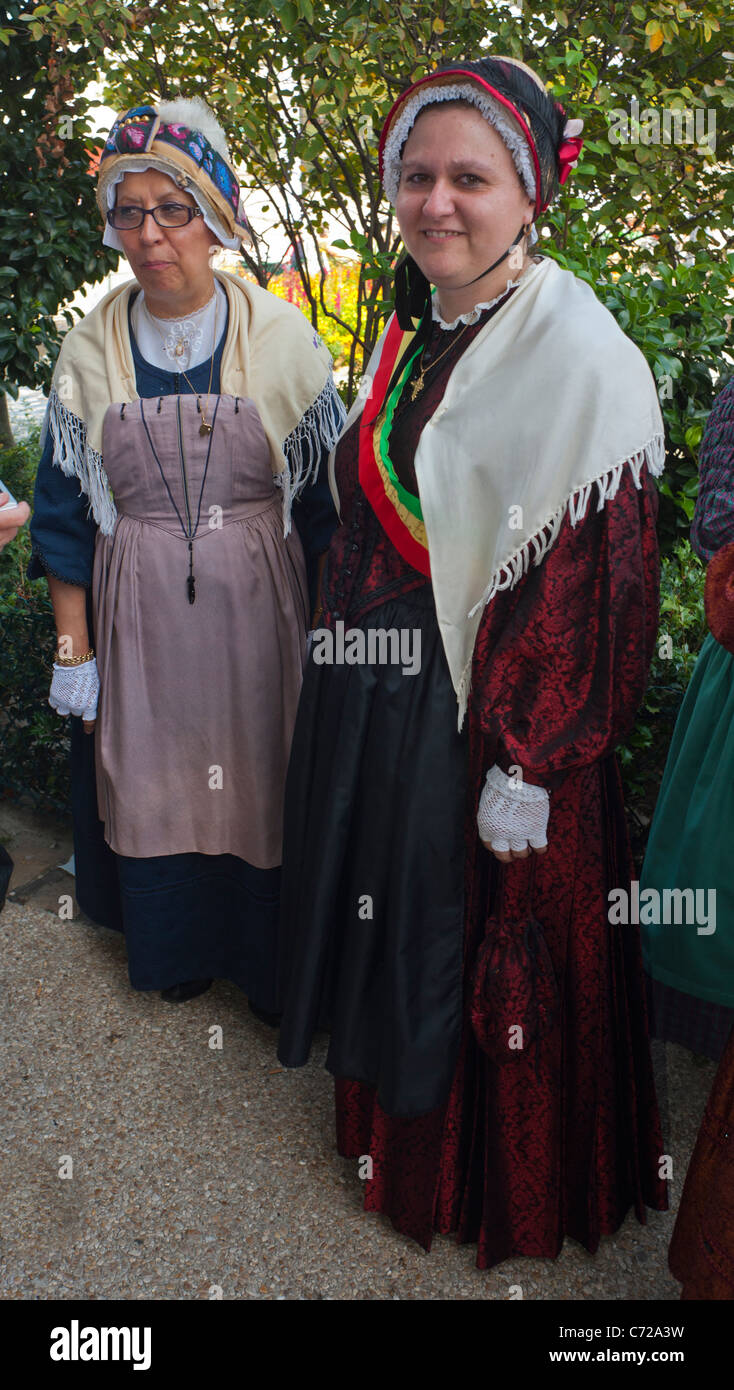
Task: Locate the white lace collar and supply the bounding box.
[132,282,226,372]
[432,258,540,331]
[144,288,217,330]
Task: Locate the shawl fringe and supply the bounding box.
[46,374,346,541]
[456,433,666,730]
[277,374,346,535]
[468,433,665,621]
[46,387,118,535]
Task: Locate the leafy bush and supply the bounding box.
[618,538,707,864]
[0,427,70,812]
[240,259,365,390]
[549,240,734,557]
[0,1,118,417]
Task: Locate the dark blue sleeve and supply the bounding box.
[289,383,343,609]
[291,443,338,613]
[291,441,338,558]
[28,427,97,587]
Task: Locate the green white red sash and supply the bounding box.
[358,314,431,576]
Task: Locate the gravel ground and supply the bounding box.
[0,898,716,1301]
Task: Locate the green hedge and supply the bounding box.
[0,426,70,812]
[618,541,706,866]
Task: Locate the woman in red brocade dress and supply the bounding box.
[277,55,668,1269]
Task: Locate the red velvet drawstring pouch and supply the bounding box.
[470,860,560,1064]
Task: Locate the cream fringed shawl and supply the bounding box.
[43,269,343,535]
[330,256,666,728]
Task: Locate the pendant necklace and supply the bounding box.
[149,291,219,435]
[408,323,469,402]
[179,318,217,436]
[139,394,220,604]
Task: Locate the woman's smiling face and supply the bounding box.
[395,103,535,314]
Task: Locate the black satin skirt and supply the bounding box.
[277,587,469,1118]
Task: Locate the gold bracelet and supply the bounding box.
[55,648,94,667]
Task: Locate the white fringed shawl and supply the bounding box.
[42,269,345,537]
[330,257,665,728]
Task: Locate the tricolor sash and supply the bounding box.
[358,314,431,576]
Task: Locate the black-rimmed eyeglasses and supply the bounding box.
[107,202,204,230]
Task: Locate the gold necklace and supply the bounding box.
[179,318,217,435]
[409,323,469,401]
[149,293,219,436]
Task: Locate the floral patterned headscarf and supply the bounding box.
[97,99,252,252]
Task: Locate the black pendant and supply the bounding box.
[187,574,196,605]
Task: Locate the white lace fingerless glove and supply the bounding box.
[49,657,100,721]
[477,764,549,853]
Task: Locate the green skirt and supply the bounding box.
[641,633,734,1007]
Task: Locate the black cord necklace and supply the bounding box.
[139,394,220,604]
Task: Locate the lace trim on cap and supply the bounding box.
[101,159,240,253]
[382,82,537,205]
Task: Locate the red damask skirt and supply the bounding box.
[334,728,668,1268]
[279,595,668,1270]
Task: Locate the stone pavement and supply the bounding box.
[0,804,716,1301]
[6,387,46,440]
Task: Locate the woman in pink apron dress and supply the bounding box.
[29,97,344,1010]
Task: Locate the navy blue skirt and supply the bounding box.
[70,718,280,1009]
